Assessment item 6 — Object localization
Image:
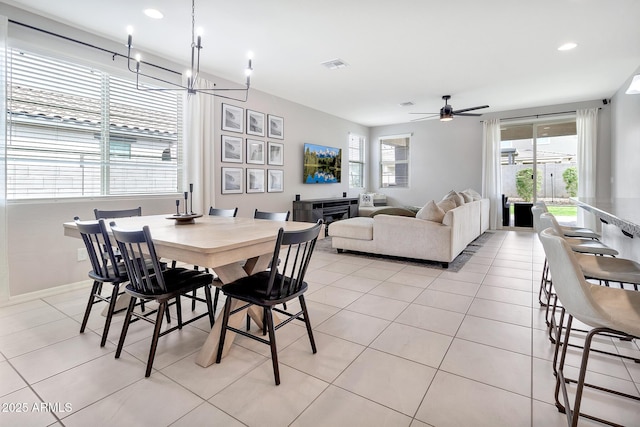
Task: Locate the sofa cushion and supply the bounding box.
[360,193,374,207]
[328,217,374,240]
[416,200,445,222]
[371,207,416,218]
[436,199,457,213]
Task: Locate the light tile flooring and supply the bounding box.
[1,230,639,426]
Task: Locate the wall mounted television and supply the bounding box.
[303,143,342,184]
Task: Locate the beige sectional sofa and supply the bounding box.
[328,193,490,268]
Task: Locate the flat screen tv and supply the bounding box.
[303,143,341,183]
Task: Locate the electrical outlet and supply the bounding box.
[77,247,88,262]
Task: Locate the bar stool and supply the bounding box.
[534,201,600,239]
[538,228,640,427]
[535,211,620,342]
[533,207,617,310]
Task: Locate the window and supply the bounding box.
[348,133,365,188]
[379,134,410,188]
[6,49,182,200]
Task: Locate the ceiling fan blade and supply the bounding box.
[454,112,483,117]
[410,114,438,122]
[452,105,489,114]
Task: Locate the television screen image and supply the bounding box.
[303,143,341,184]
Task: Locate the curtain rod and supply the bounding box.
[8,19,181,76]
[481,107,601,123]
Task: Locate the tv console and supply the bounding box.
[292,197,359,230]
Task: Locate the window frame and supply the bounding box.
[379,134,410,188]
[5,47,183,201]
[348,133,366,189]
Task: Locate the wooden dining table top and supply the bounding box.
[64,214,320,269]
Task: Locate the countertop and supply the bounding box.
[573,198,640,237]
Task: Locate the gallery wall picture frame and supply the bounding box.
[267,114,284,139]
[246,109,265,137]
[221,135,243,163]
[267,141,284,166]
[246,168,265,193]
[246,139,265,164]
[221,167,243,194]
[222,103,244,133]
[267,169,284,193]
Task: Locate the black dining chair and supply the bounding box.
[75,217,128,347]
[111,222,215,377]
[94,206,142,220]
[254,209,290,221]
[216,220,323,385]
[209,207,238,217]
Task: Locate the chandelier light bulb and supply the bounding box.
[135,53,141,62]
[185,70,193,78]
[126,25,134,35]
[247,51,254,60]
[196,27,204,36]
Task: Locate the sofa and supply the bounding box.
[328,190,490,268]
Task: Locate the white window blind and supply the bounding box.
[348,133,365,188]
[6,49,182,199]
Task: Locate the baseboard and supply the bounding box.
[0,279,92,307]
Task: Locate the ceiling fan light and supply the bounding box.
[440,112,453,121]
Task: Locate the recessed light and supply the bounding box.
[144,8,164,19]
[557,42,577,51]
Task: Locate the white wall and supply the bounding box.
[369,118,483,207]
[611,66,640,198]
[209,94,368,217]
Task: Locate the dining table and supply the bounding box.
[63,213,321,368]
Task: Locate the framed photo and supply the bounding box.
[221,135,243,163]
[267,141,284,166]
[246,139,265,164]
[221,167,243,194]
[267,169,284,193]
[267,114,284,139]
[246,109,265,137]
[246,168,265,193]
[222,103,244,133]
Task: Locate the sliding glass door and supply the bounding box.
[501,119,578,226]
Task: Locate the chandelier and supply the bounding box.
[125,0,253,101]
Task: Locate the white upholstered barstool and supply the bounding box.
[539,228,640,427]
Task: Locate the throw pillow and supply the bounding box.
[371,207,416,218]
[416,200,445,222]
[460,191,474,203]
[436,199,457,213]
[359,193,374,207]
[464,188,482,201]
[442,190,464,207]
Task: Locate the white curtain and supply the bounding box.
[183,80,216,214]
[482,118,502,230]
[576,108,598,229]
[0,16,8,302]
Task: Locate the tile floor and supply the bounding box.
[1,229,639,426]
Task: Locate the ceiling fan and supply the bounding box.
[410,95,489,122]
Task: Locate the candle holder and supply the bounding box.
[167,186,201,224]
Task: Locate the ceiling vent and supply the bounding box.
[399,101,415,107]
[320,58,349,70]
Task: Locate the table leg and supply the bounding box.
[195,253,279,367]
